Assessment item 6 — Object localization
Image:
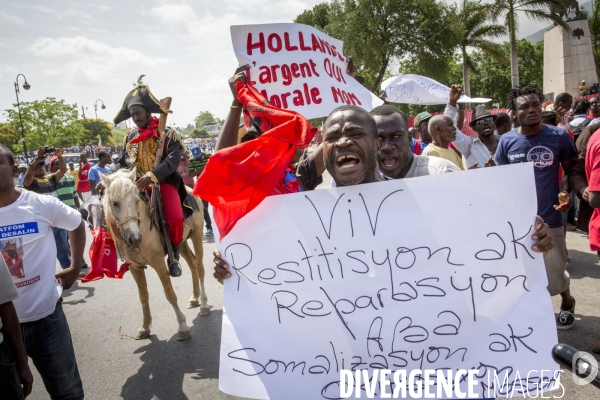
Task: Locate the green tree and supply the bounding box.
[80,119,114,145]
[489,0,568,88]
[455,0,507,97]
[0,123,21,153]
[294,3,331,30]
[4,97,84,151]
[194,111,223,128]
[111,127,129,147]
[588,0,600,76]
[191,128,210,139]
[324,0,458,92]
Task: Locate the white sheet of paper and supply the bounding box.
[218,163,560,399]
[231,23,383,119]
[381,74,490,105]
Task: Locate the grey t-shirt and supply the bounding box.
[0,257,19,343]
[404,155,461,178]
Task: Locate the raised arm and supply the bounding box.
[216,65,250,151]
[54,149,66,182]
[23,146,46,187]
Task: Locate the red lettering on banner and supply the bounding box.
[298,32,312,51]
[319,37,332,56]
[324,58,346,83]
[271,64,281,81]
[267,33,283,52]
[259,86,322,109]
[282,64,292,86]
[309,59,320,77]
[293,90,304,106]
[331,45,345,62]
[247,32,265,55]
[259,66,271,84]
[311,87,322,104]
[311,34,324,53]
[331,86,362,105]
[284,32,298,51]
[281,92,291,108]
[300,62,312,77]
[303,83,312,105]
[291,63,301,78]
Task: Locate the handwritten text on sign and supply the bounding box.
[230,23,383,119]
[218,163,559,399]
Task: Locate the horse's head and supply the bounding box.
[100,168,142,248]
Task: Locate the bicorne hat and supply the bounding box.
[113,75,170,125]
[469,105,496,127]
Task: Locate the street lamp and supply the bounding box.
[14,74,31,162]
[94,99,106,121]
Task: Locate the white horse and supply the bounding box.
[99,168,210,340]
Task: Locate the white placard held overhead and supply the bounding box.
[217,163,560,400]
[381,74,491,105]
[230,23,383,119]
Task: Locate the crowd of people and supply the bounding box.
[3,62,600,399]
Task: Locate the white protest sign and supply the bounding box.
[230,23,383,119]
[381,74,491,105]
[218,163,560,400]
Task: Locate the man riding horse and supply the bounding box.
[113,77,188,277]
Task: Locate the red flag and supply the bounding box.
[80,226,129,283]
[193,82,317,240]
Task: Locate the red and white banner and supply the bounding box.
[230,23,383,119]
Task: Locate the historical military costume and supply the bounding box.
[114,80,187,277]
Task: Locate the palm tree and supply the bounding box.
[457,0,507,97]
[489,0,570,88]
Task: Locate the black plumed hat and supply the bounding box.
[113,75,170,124]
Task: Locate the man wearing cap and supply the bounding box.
[114,77,187,277]
[580,80,589,96]
[444,84,498,168]
[413,111,433,147]
[188,145,214,236]
[108,154,121,174]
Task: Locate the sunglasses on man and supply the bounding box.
[475,116,493,125]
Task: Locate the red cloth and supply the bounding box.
[130,117,159,144]
[77,163,91,192]
[159,183,184,245]
[586,130,600,250]
[80,226,129,282]
[194,82,317,240]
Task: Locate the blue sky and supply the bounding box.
[0,0,547,127]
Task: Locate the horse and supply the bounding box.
[99,168,210,341]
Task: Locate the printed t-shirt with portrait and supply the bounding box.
[494,125,575,228]
[0,190,82,323]
[77,162,91,192]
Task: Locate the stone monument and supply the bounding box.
[543,2,598,100]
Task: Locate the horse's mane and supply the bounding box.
[105,169,138,201]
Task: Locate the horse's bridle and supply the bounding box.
[108,200,141,247]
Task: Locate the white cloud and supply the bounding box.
[0,10,25,25]
[28,36,169,85]
[89,4,111,11]
[33,5,91,20]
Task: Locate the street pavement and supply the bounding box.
[25,172,600,399]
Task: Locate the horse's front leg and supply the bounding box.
[129,266,152,339]
[152,260,190,341]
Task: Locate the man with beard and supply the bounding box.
[495,85,576,330]
[421,115,464,170]
[371,105,460,178]
[213,105,553,282]
[113,77,187,277]
[444,85,497,168]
